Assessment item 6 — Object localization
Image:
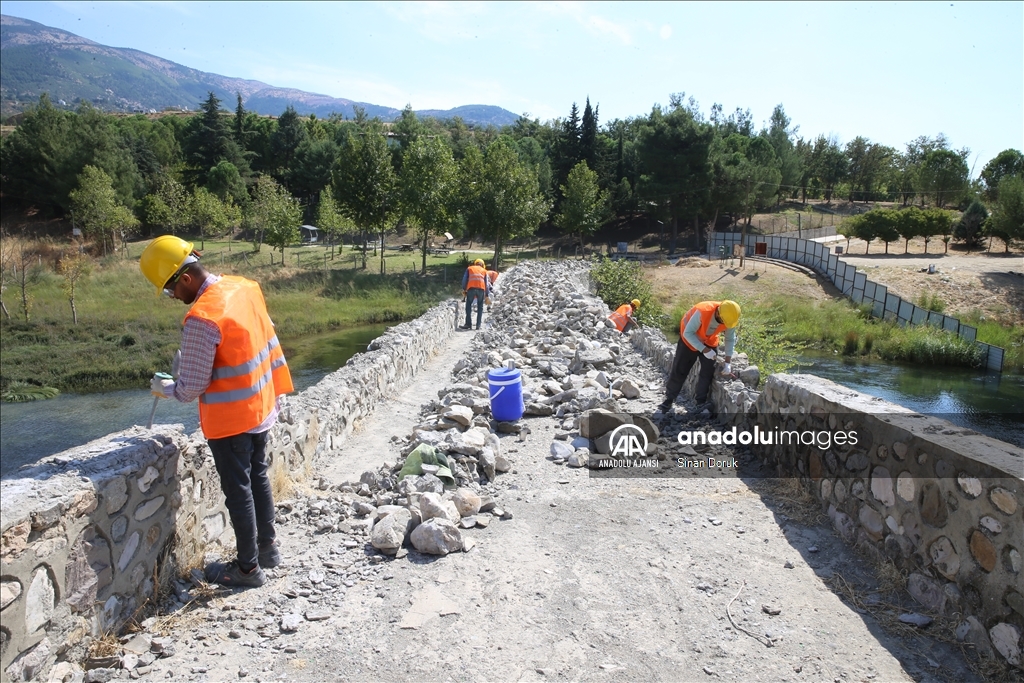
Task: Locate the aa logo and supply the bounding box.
[609,424,649,457]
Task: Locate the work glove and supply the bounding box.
[721,362,733,375]
[485,296,491,306]
[461,292,466,302]
[703,348,717,360]
[150,373,175,399]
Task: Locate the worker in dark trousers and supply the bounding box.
[659,300,740,414]
[460,259,490,330]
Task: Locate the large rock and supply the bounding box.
[580,410,631,438]
[419,493,460,523]
[579,348,615,368]
[370,509,413,554]
[410,518,464,555]
[442,405,474,427]
[453,489,481,516]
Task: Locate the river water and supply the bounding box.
[4,334,1021,477]
[0,325,387,477]
[792,352,1024,448]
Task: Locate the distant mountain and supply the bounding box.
[0,15,519,125]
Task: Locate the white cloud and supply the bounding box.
[660,24,672,40]
[538,1,632,45]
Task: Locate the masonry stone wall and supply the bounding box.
[630,326,1024,667]
[0,299,459,682]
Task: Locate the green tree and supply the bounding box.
[979,149,1024,201]
[637,101,713,252]
[333,124,398,272]
[954,199,988,251]
[920,208,955,254]
[845,137,893,202]
[986,175,1024,252]
[247,175,300,258]
[290,138,339,203]
[462,138,550,269]
[873,210,900,254]
[919,149,969,208]
[555,161,608,255]
[207,160,247,205]
[896,206,925,253]
[68,166,139,256]
[400,137,459,273]
[579,98,599,172]
[190,187,239,248]
[845,214,876,253]
[182,92,250,188]
[314,186,356,258]
[766,104,802,206]
[270,105,308,184]
[809,135,848,203]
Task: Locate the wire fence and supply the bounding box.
[707,232,1005,372]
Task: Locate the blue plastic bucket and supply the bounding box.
[488,368,524,422]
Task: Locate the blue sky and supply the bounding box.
[3,1,1021,168]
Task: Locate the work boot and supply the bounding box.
[656,398,674,414]
[459,324,472,330]
[258,541,282,569]
[205,560,266,588]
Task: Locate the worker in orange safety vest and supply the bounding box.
[460,258,491,330]
[608,299,641,332]
[658,300,740,415]
[140,235,293,589]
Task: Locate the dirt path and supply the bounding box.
[126,264,983,683]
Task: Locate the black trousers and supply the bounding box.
[465,288,485,328]
[208,431,276,571]
[665,339,716,403]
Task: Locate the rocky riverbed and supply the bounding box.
[56,261,990,683]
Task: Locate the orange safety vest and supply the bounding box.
[185,276,294,439]
[487,270,499,284]
[680,301,725,351]
[465,265,487,291]
[608,304,634,332]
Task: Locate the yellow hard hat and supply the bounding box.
[140,235,194,294]
[473,259,485,267]
[630,299,641,309]
[718,300,741,328]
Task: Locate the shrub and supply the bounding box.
[843,331,859,355]
[589,257,661,326]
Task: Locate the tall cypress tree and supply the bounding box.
[580,98,599,172]
[183,92,250,188]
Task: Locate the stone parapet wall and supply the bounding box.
[628,327,1023,667]
[0,299,459,681]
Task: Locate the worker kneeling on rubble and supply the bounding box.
[608,299,641,333]
[140,235,293,589]
[658,300,740,414]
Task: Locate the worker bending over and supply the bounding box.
[461,258,491,330]
[486,268,499,311]
[141,236,293,588]
[658,300,740,413]
[608,299,641,333]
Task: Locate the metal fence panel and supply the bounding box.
[943,316,960,333]
[898,300,914,321]
[864,280,876,300]
[959,325,977,342]
[912,306,929,325]
[885,292,900,313]
[987,346,1004,371]
[872,301,885,318]
[854,272,866,290]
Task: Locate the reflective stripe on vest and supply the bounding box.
[185,276,294,439]
[466,265,487,290]
[608,304,633,332]
[680,301,725,352]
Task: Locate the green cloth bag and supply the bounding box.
[399,443,456,488]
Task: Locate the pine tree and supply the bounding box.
[580,98,599,172]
